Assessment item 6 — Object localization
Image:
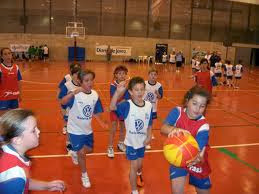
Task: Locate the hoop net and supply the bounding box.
[66,22,85,39]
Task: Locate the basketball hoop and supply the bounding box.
[66,22,86,39]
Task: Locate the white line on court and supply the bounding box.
[30,142,259,159]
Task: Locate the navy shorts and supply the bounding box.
[68,133,94,151]
[152,112,157,120]
[169,165,211,189]
[0,99,19,110]
[227,76,233,80]
[215,73,222,77]
[126,146,145,160]
[235,77,241,80]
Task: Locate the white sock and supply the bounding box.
[82,172,88,177]
[137,171,142,176]
[132,190,139,194]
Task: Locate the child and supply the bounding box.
[107,65,130,158]
[143,68,163,149]
[161,86,212,194]
[110,77,153,194]
[169,51,176,69]
[195,58,217,94]
[0,48,22,115]
[214,59,223,85]
[61,69,106,188]
[0,109,65,193]
[224,60,234,87]
[234,60,243,89]
[162,52,167,65]
[58,63,81,135]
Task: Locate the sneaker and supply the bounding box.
[117,142,126,152]
[81,175,91,188]
[145,144,151,150]
[107,147,114,158]
[137,174,144,187]
[69,150,78,165]
[62,126,67,135]
[66,143,72,152]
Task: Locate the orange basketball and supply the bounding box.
[163,131,199,167]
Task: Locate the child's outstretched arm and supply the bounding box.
[61,87,84,105]
[110,81,127,111]
[29,179,65,192]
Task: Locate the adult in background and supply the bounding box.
[175,51,183,73]
[43,44,49,62]
[106,45,113,64]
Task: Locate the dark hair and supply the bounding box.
[78,69,95,83]
[0,109,35,146]
[113,65,128,75]
[200,58,208,65]
[225,60,231,64]
[69,63,81,75]
[1,48,12,63]
[148,67,158,74]
[183,86,211,106]
[128,76,145,91]
[0,48,11,56]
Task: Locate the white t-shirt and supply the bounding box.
[67,90,103,135]
[43,46,48,54]
[144,81,163,113]
[116,100,153,149]
[235,64,243,77]
[214,62,222,73]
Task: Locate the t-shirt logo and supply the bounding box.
[135,119,144,131]
[145,92,154,102]
[83,105,92,119]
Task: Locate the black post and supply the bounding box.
[123,0,127,36]
[74,37,77,62]
[23,0,26,33]
[209,0,214,41]
[146,0,150,37]
[168,0,172,39]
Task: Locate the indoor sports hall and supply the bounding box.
[0,0,258,194]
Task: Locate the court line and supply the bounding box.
[30,143,259,159]
[218,148,259,172]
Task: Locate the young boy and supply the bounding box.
[143,68,163,149]
[110,77,153,194]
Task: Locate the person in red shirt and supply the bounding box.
[0,109,65,193]
[195,58,217,94]
[0,48,22,115]
[161,86,212,194]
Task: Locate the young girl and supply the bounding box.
[214,59,223,85]
[234,60,243,89]
[110,77,153,194]
[0,109,65,193]
[61,69,107,188]
[144,68,163,149]
[107,65,130,158]
[0,48,22,115]
[195,58,217,94]
[224,60,234,87]
[162,52,167,65]
[169,51,176,70]
[161,86,212,194]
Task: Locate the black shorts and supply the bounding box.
[44,54,49,58]
[170,62,176,64]
[227,76,233,80]
[235,77,242,80]
[176,61,182,67]
[215,73,222,77]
